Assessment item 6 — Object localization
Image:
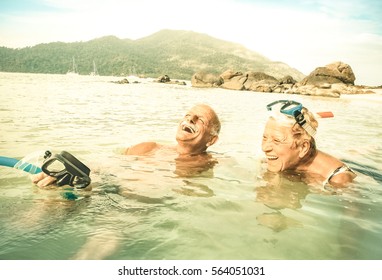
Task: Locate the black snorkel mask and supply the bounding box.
[41,151,91,189]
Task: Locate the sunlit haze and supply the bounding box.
[0,0,381,85]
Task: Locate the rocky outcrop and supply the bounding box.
[157,75,171,83]
[191,61,374,98]
[286,84,341,98]
[154,75,186,85]
[111,78,130,84]
[220,70,246,90]
[289,62,360,97]
[301,61,356,86]
[244,72,279,92]
[191,72,223,88]
[218,70,280,91]
[279,75,297,85]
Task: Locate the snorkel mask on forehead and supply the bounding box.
[266,100,317,137]
[41,151,91,189]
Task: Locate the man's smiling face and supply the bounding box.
[176,104,218,153]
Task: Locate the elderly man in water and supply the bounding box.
[124,103,221,156]
[32,103,221,186]
[262,100,356,188]
[124,103,221,178]
[30,103,221,260]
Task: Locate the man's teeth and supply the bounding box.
[267,156,278,160]
[184,126,195,133]
[182,123,196,133]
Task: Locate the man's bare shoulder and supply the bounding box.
[124,142,160,155]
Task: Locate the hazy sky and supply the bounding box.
[1,0,381,85]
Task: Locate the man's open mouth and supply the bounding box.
[181,122,197,133]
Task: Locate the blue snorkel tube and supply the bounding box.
[0,150,91,188]
[0,155,42,174]
[1,151,91,201]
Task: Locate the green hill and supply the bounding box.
[0,29,305,80]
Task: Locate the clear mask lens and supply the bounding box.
[45,159,66,174]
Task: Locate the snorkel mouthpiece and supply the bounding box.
[42,151,91,189]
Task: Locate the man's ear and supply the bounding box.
[206,135,218,147]
[298,139,311,158]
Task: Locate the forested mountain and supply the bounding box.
[0,29,305,80]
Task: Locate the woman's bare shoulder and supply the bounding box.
[329,170,357,187]
[316,151,357,187]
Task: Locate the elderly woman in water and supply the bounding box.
[262,100,356,188]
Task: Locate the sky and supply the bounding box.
[0,0,381,85]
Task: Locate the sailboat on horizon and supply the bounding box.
[89,60,99,76]
[67,57,79,76]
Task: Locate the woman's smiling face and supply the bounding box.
[261,118,301,172]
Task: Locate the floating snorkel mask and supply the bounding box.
[41,151,91,189]
[266,100,317,137]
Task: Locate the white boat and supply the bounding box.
[89,60,98,76]
[67,57,79,76]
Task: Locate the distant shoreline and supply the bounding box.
[1,71,381,95]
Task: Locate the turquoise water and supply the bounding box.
[0,72,381,260]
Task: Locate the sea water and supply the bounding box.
[0,72,381,260]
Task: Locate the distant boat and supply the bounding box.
[67,57,79,76]
[89,60,99,76]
